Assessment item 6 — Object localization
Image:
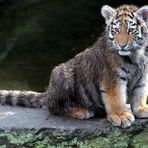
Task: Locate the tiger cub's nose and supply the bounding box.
[120,43,127,49]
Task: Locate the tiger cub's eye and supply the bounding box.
[129,28,135,32]
[114,28,119,32]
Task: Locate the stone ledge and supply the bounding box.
[0,106,110,131]
[0,105,148,131]
[0,106,148,147]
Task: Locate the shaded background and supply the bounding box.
[0,0,147,91]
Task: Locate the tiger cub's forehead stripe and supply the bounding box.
[116,5,137,19]
[116,10,136,21]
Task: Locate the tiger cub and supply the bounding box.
[0,5,148,128]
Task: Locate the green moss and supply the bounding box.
[0,132,34,147]
[0,128,131,148]
[68,137,109,148]
[0,131,51,147]
[131,130,148,148]
[0,146,6,148]
[107,129,131,148]
[0,126,147,147]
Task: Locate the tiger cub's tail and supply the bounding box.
[0,90,48,108]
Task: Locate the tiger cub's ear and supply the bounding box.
[101,5,116,25]
[136,5,148,22]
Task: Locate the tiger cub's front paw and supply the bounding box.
[133,105,148,118]
[107,110,135,128]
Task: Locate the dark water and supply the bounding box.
[0,0,147,92]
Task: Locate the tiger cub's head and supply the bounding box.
[101,5,148,56]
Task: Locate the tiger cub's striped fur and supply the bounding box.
[0,5,148,128]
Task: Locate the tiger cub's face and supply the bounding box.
[101,5,148,56]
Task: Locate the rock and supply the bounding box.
[0,106,148,147]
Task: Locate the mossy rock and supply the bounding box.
[131,130,148,148]
[0,127,147,148]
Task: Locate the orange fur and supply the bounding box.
[102,81,125,114]
[115,22,133,47]
[67,107,93,119]
[101,80,134,127]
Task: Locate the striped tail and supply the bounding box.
[0,90,48,108]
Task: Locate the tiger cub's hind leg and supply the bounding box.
[67,107,94,119]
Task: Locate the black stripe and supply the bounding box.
[131,23,136,26]
[116,14,122,19]
[120,77,127,81]
[17,93,28,106]
[127,14,133,19]
[121,67,129,74]
[130,11,134,17]
[109,37,114,41]
[137,19,141,25]
[17,98,26,106]
[133,84,145,90]
[141,27,144,34]
[5,94,13,105]
[145,46,148,54]
[132,30,138,34]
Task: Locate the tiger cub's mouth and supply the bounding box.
[118,50,132,56]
